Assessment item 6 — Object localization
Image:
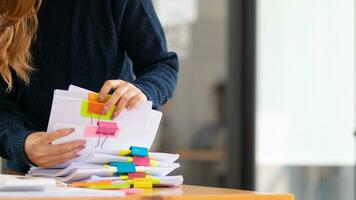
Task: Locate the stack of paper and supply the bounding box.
[28,147,183,187]
[0,175,125,198]
[28,85,183,188]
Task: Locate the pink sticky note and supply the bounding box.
[83,125,99,137]
[128,172,146,179]
[132,156,150,166]
[84,125,120,138]
[120,188,144,195]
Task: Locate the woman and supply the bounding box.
[0,0,178,174]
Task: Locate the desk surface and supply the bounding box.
[1,185,294,200]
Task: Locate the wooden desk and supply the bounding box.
[1,185,294,200]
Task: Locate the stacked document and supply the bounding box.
[28,85,183,188]
[0,175,125,198]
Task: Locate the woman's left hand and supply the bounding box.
[99,80,147,118]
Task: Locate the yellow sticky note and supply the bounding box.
[119,149,132,156]
[87,183,131,190]
[150,160,158,167]
[152,178,160,185]
[133,181,152,189]
[119,175,129,180]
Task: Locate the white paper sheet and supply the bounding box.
[89,175,184,186]
[52,123,157,150]
[0,187,124,198]
[67,85,153,110]
[47,86,162,152]
[28,85,181,185]
[0,175,56,192]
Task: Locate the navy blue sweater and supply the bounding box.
[0,0,178,170]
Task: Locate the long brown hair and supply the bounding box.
[0,0,42,91]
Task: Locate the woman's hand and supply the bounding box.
[24,129,86,168]
[99,80,147,118]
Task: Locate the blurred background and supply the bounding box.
[151,0,356,200]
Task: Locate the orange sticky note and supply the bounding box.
[71,180,112,187]
[87,101,105,114]
[88,93,111,103]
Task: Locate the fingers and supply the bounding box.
[102,84,130,114]
[51,147,84,166]
[99,80,148,118]
[24,130,86,168]
[37,147,84,168]
[99,80,122,102]
[127,94,147,110]
[111,89,138,118]
[48,139,86,156]
[46,128,75,143]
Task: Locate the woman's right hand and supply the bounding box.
[24,128,86,168]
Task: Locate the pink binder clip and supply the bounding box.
[84,122,120,149]
[96,121,119,136]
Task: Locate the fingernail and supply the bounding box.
[76,147,84,156]
[99,95,104,101]
[101,106,108,114]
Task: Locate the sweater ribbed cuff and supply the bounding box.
[132,81,158,110]
[7,130,34,166]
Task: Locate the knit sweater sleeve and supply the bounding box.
[0,79,34,165]
[114,0,179,110]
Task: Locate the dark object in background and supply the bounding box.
[191,82,226,149]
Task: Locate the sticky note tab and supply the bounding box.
[128,172,146,179]
[88,92,111,103]
[88,183,131,190]
[88,101,105,114]
[126,179,133,185]
[119,149,132,156]
[149,160,158,167]
[83,125,98,137]
[130,146,149,157]
[109,162,120,166]
[133,156,150,166]
[119,175,129,180]
[152,178,160,185]
[133,182,152,189]
[116,162,136,174]
[80,100,115,120]
[121,188,144,195]
[133,178,153,189]
[72,180,112,187]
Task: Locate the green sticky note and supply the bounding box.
[80,100,115,120]
[87,182,131,190]
[152,178,160,185]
